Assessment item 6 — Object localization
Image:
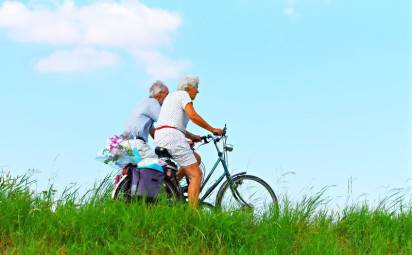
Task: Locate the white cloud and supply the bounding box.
[35,47,119,73]
[0,1,189,77]
[133,50,192,80]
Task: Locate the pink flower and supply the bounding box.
[111,147,122,155]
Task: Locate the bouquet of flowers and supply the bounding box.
[96,134,142,168]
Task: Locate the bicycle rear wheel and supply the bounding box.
[112,175,181,204]
[159,178,182,205]
[112,175,132,201]
[215,175,278,214]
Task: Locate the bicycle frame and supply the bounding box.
[198,134,245,203]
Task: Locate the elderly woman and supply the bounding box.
[154,75,223,208]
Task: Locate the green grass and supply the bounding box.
[0,172,411,254]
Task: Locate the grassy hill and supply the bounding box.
[0,173,411,254]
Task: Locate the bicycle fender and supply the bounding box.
[222,172,247,187]
[231,172,247,179]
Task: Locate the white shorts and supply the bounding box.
[119,139,157,160]
[154,128,197,167]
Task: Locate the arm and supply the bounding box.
[147,101,161,140]
[184,102,225,137]
[149,128,155,139]
[147,101,161,122]
[184,103,214,132]
[185,130,202,142]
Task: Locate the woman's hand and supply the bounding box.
[212,128,224,136]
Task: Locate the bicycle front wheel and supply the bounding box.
[215,175,278,214]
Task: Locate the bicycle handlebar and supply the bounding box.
[195,125,227,146]
[201,131,225,144]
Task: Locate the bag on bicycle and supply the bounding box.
[131,158,164,200]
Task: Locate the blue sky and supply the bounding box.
[0,0,410,205]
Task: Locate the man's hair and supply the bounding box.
[177,75,199,91]
[149,80,167,97]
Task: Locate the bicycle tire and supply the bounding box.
[215,174,278,213]
[112,175,132,201]
[161,178,183,205]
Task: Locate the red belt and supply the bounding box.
[154,125,184,134]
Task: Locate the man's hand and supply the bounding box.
[212,128,224,136]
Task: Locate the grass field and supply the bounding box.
[0,172,411,254]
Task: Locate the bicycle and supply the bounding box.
[112,126,278,213]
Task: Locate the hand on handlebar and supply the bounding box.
[191,134,203,143]
[211,128,224,136]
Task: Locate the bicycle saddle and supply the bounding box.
[155,147,172,158]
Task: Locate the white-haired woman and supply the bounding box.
[122,81,169,159]
[154,75,224,208]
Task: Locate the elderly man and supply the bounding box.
[123,81,169,160]
[154,75,224,208]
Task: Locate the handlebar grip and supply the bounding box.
[213,131,225,136]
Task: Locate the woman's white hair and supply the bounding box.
[149,80,167,97]
[177,75,199,91]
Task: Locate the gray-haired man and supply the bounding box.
[122,81,169,159]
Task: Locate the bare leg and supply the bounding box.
[194,151,202,165]
[176,152,201,180]
[182,163,203,208]
[176,168,186,180]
